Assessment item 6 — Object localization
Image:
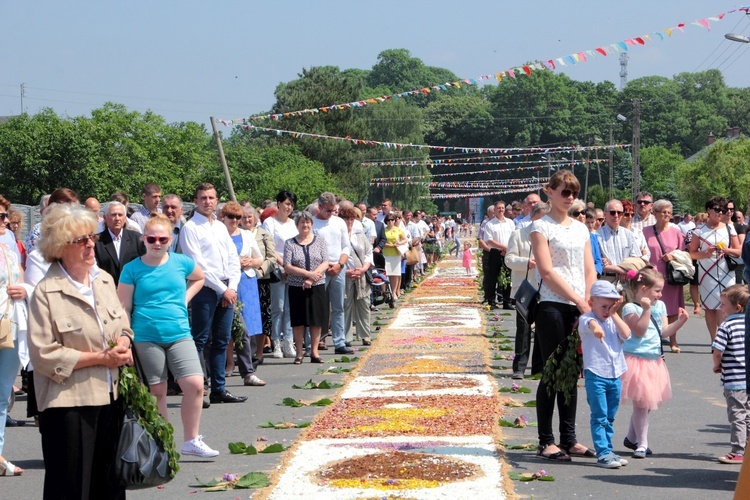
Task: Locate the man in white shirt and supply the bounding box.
[130,183,162,231]
[597,199,642,282]
[376,198,393,223]
[679,213,696,235]
[357,203,376,244]
[180,183,246,405]
[313,192,353,354]
[484,201,516,309]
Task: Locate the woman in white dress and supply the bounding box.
[688,196,740,342]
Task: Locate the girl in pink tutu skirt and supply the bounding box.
[620,267,689,458]
[462,240,473,275]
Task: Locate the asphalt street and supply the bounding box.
[1,267,743,499]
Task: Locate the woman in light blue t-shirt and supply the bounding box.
[118,214,219,458]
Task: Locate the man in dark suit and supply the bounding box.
[94,201,145,285]
[368,206,386,269]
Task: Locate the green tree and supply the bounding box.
[639,145,684,205]
[675,138,750,212]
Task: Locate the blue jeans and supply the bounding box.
[269,280,292,343]
[325,267,346,349]
[0,338,20,455]
[584,369,621,458]
[191,286,234,394]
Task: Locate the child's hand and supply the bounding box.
[609,297,623,316]
[677,307,689,323]
[639,297,652,310]
[588,319,605,342]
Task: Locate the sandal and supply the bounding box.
[561,444,596,458]
[0,459,22,476]
[310,356,324,363]
[293,357,303,365]
[537,446,571,462]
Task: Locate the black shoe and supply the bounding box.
[263,345,272,354]
[252,357,263,370]
[345,341,352,347]
[334,347,355,355]
[209,390,248,404]
[202,399,211,409]
[6,416,26,427]
[362,340,372,346]
[623,437,652,455]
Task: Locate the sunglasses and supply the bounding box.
[609,210,623,216]
[596,217,605,222]
[224,214,242,220]
[636,200,652,205]
[711,207,727,214]
[623,212,634,217]
[0,213,7,221]
[570,210,584,217]
[386,218,395,222]
[145,236,170,245]
[560,189,579,198]
[68,233,100,246]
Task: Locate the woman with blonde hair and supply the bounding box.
[118,213,218,458]
[29,203,132,497]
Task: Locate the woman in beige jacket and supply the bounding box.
[28,203,133,500]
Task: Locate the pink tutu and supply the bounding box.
[620,354,672,410]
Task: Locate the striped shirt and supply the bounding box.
[712,313,747,389]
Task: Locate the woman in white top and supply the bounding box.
[261,191,299,358]
[530,170,597,461]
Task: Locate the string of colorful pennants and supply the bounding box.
[234,123,634,155]
[366,159,607,172]
[216,8,745,126]
[365,145,630,163]
[371,165,590,180]
[424,184,546,199]
[374,178,548,188]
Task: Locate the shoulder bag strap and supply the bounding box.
[2,247,13,320]
[653,226,667,256]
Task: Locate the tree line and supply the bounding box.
[1,48,748,212]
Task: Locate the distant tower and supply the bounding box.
[619,53,629,90]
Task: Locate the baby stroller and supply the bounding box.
[370,268,395,309]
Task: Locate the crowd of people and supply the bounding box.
[0,182,462,496]
[480,170,750,469]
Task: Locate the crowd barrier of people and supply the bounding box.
[0,183,462,496]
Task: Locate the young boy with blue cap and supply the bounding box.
[579,280,632,468]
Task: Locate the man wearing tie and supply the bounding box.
[94,201,145,285]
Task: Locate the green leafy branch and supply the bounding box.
[192,472,270,491]
[332,356,359,363]
[258,420,311,429]
[292,379,343,390]
[228,442,287,455]
[118,365,180,478]
[541,330,583,406]
[278,397,334,407]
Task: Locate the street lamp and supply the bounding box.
[725,33,750,43]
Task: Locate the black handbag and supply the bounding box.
[653,227,691,286]
[113,349,174,490]
[514,248,542,325]
[269,266,283,283]
[725,226,740,271]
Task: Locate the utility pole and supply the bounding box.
[631,99,641,200]
[608,124,614,198]
[209,116,237,202]
[20,83,25,114]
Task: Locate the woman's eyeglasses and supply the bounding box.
[623,212,634,217]
[570,210,583,217]
[145,236,170,245]
[0,213,7,221]
[225,214,242,220]
[68,233,100,246]
[560,189,579,199]
[386,218,395,222]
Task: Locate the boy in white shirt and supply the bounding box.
[579,280,631,468]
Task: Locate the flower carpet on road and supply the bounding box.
[265,257,509,499]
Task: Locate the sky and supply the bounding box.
[2,1,750,134]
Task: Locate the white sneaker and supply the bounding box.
[181,435,219,458]
[271,343,283,359]
[282,338,297,358]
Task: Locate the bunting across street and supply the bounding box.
[216,8,744,126]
